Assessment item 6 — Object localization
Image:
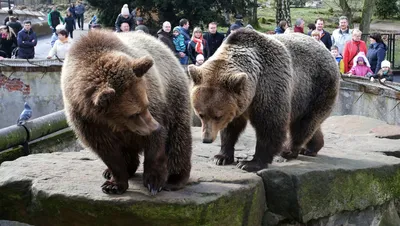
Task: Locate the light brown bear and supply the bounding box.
[188,29,339,172]
[61,30,192,195]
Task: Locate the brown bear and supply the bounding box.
[61,30,192,195]
[188,29,339,172]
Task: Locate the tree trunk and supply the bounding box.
[275,0,291,26]
[339,0,353,28]
[248,0,259,28]
[359,0,376,40]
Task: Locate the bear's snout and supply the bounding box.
[202,138,213,143]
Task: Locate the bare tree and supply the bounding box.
[359,0,376,37]
[275,0,291,26]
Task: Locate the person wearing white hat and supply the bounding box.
[115,4,135,32]
[369,60,393,82]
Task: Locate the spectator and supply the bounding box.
[64,10,75,38]
[178,18,191,46]
[7,16,22,34]
[17,20,37,59]
[88,15,98,29]
[115,4,135,32]
[75,0,85,30]
[294,18,305,33]
[308,18,332,50]
[307,23,316,33]
[348,52,373,77]
[68,3,76,20]
[369,60,393,82]
[196,54,205,66]
[135,17,149,34]
[203,22,224,57]
[47,29,72,59]
[226,14,244,36]
[343,29,368,73]
[120,22,130,32]
[331,45,344,74]
[367,33,387,74]
[246,24,254,30]
[331,16,352,55]
[275,20,288,34]
[225,24,241,40]
[173,26,187,65]
[157,21,175,52]
[188,27,209,64]
[4,9,18,26]
[48,6,64,33]
[311,30,325,47]
[0,25,17,58]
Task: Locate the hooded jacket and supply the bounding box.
[367,42,387,74]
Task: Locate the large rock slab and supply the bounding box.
[0,129,264,226]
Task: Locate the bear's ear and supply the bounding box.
[225,73,247,93]
[132,56,154,77]
[92,86,116,107]
[188,65,203,85]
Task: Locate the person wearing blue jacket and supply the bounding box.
[75,1,85,30]
[17,20,37,59]
[367,33,387,74]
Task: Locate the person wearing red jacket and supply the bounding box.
[343,28,367,73]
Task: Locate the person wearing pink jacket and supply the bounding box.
[348,52,373,77]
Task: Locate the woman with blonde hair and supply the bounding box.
[188,27,209,64]
[342,29,367,73]
[0,25,17,58]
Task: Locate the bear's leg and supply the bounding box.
[299,126,324,157]
[102,151,140,180]
[143,135,168,195]
[238,117,287,172]
[164,120,192,191]
[283,117,323,159]
[97,149,130,194]
[215,115,248,165]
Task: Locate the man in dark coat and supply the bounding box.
[203,22,225,57]
[226,14,244,36]
[157,21,175,52]
[17,20,37,59]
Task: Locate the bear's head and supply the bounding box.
[188,60,249,143]
[87,53,160,136]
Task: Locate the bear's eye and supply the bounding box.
[129,113,140,119]
[214,116,222,121]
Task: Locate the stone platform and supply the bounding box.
[1,115,400,226]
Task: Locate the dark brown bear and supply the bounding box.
[188,29,339,172]
[61,30,192,195]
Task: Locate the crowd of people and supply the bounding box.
[0,2,394,83]
[276,16,393,82]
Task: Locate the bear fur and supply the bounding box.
[61,30,192,195]
[188,29,339,172]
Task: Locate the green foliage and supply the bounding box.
[375,0,398,19]
[86,0,255,30]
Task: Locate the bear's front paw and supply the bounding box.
[281,150,299,160]
[102,168,112,180]
[299,148,318,157]
[214,153,235,165]
[101,180,128,194]
[143,169,168,196]
[236,159,267,172]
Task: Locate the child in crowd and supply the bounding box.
[348,52,373,77]
[311,30,325,47]
[173,26,187,65]
[369,60,393,82]
[331,45,344,74]
[195,54,204,66]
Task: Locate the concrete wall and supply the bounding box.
[1,68,400,129]
[0,61,63,128]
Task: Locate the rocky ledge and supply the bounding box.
[1,115,400,226]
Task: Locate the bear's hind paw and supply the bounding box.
[214,154,235,165]
[102,168,112,180]
[101,180,128,194]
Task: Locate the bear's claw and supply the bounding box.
[214,154,235,165]
[236,159,266,172]
[299,148,318,157]
[101,181,127,194]
[147,184,163,196]
[102,168,112,180]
